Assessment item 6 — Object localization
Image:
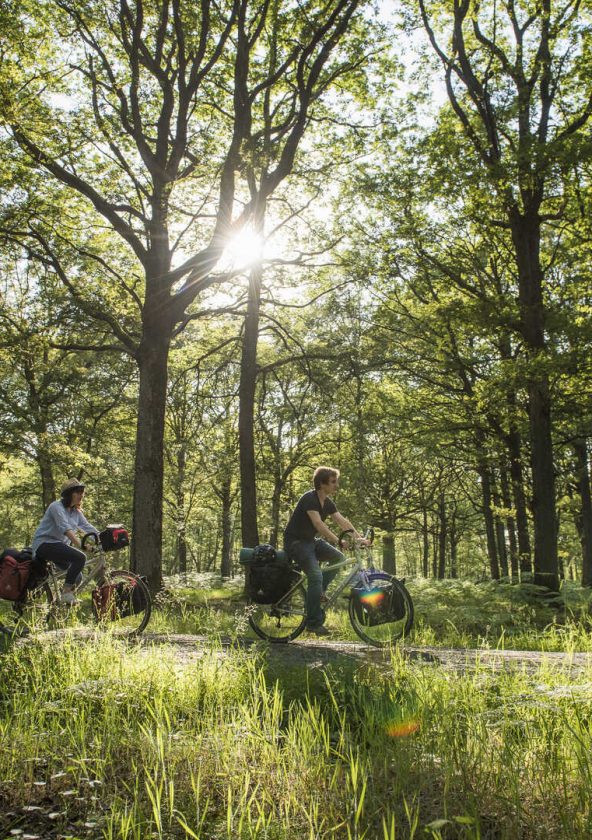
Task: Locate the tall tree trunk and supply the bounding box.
[238,263,262,548]
[422,506,429,577]
[506,428,532,577]
[131,326,171,592]
[510,212,558,590]
[573,438,592,587]
[382,533,396,575]
[500,462,519,580]
[36,443,56,507]
[176,444,187,578]
[220,473,233,578]
[476,440,499,579]
[437,493,446,579]
[492,484,509,578]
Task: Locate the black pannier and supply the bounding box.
[241,544,295,605]
[351,581,406,627]
[99,525,130,552]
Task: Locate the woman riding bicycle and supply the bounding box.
[32,478,99,605]
[283,466,368,636]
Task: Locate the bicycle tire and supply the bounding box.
[248,580,307,643]
[91,570,152,636]
[348,573,413,647]
[9,581,56,631]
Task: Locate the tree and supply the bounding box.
[414,0,592,590]
[1,0,369,589]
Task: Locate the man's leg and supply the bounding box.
[287,540,324,627]
[315,540,345,594]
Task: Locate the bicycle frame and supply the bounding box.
[43,551,105,597]
[276,544,377,611]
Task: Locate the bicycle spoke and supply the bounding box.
[248,582,307,642]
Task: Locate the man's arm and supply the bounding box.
[307,511,340,545]
[330,512,368,544]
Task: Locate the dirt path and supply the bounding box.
[136,633,592,675]
[10,628,592,675]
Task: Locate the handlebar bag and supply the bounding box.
[99,525,130,552]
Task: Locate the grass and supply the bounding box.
[2,577,592,838]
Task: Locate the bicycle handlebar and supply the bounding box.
[82,532,100,551]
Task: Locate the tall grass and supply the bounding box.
[1,630,592,838]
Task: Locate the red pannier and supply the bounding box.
[91,583,118,619]
[99,525,130,552]
[0,551,32,601]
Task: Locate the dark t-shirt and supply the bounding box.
[283,490,337,546]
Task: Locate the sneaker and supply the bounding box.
[59,590,80,606]
[307,624,330,636]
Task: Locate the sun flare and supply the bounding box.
[221,227,265,272]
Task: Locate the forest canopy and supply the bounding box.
[0,0,591,593]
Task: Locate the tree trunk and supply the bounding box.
[492,485,509,578]
[476,446,499,580]
[506,428,532,577]
[500,462,519,580]
[270,474,282,548]
[573,438,592,587]
[131,326,171,592]
[176,444,187,578]
[238,263,262,548]
[510,212,558,590]
[36,444,56,507]
[382,533,396,575]
[422,506,429,577]
[437,493,446,580]
[220,473,233,578]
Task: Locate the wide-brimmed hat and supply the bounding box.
[60,478,86,497]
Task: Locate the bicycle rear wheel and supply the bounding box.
[3,581,55,633]
[248,581,307,643]
[91,570,152,636]
[349,573,413,647]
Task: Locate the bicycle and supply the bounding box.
[16,533,152,637]
[246,530,414,647]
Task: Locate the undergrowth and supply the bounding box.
[1,634,591,839]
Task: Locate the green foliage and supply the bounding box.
[2,622,592,837]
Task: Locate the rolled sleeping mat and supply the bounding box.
[239,547,287,565]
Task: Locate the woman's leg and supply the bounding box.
[36,543,86,586]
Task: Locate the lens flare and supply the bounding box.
[359,589,386,608]
[386,719,420,738]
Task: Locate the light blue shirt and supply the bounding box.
[32,501,98,553]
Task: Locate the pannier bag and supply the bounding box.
[92,578,144,620]
[0,550,32,601]
[99,525,130,552]
[351,581,406,627]
[241,544,295,605]
[92,582,118,620]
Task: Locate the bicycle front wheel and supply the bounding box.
[248,581,307,643]
[91,570,152,636]
[349,573,413,647]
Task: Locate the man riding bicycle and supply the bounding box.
[283,466,368,636]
